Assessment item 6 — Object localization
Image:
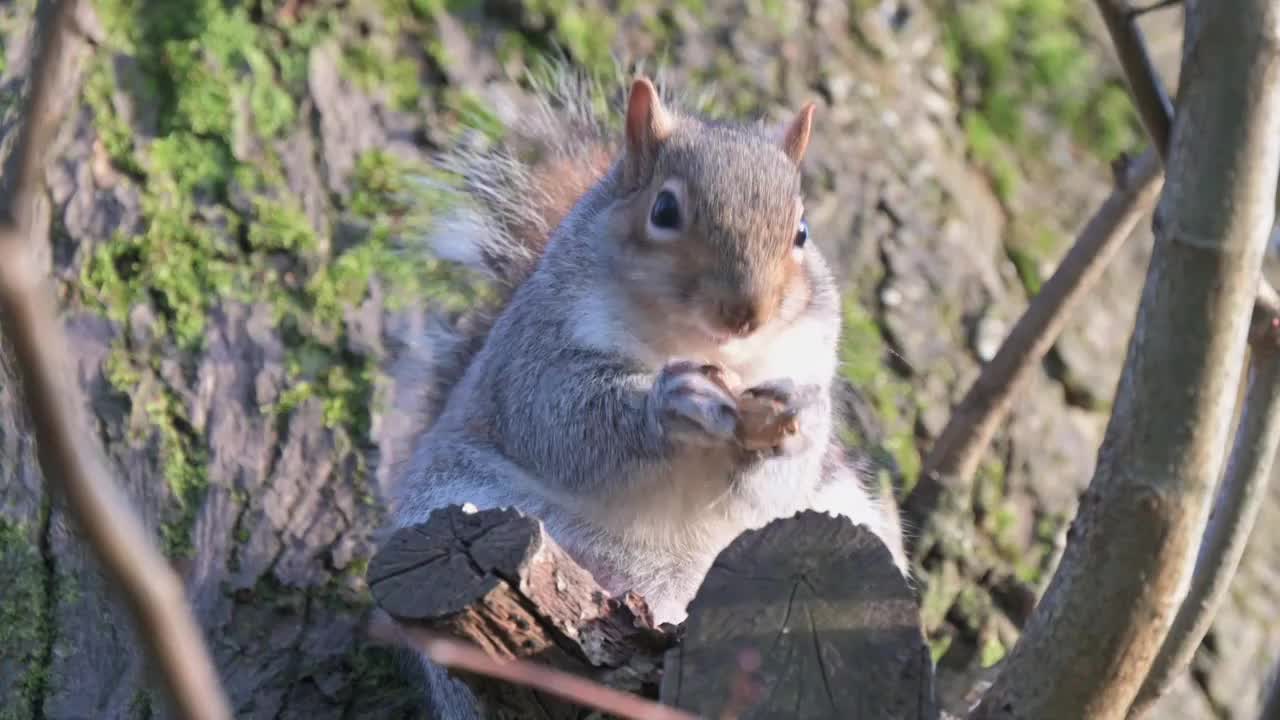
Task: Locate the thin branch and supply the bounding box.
[903,5,1176,526]
[0,2,232,718]
[1096,0,1176,158]
[904,150,1163,524]
[970,1,1280,718]
[1128,290,1280,717]
[369,613,698,720]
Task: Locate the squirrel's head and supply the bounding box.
[608,77,817,349]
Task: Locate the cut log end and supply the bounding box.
[368,507,937,719]
[660,510,938,720]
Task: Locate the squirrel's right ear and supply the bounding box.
[624,77,674,178]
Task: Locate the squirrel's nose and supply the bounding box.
[719,301,761,336]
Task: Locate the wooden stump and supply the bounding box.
[368,507,937,719]
[660,511,938,720]
[368,506,674,717]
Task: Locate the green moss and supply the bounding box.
[929,633,953,664]
[1007,246,1042,296]
[919,556,963,632]
[443,89,508,144]
[1005,220,1062,296]
[0,519,50,720]
[939,0,1143,199]
[342,43,422,111]
[839,296,921,491]
[145,390,209,558]
[978,632,1006,668]
[70,2,320,557]
[518,0,618,76]
[76,0,600,581]
[1012,511,1066,584]
[83,61,141,172]
[963,113,1020,203]
[248,198,318,254]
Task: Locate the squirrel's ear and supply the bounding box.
[775,102,817,166]
[624,77,674,173]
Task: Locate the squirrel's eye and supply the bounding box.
[650,190,681,230]
[794,219,809,248]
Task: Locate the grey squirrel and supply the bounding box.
[386,67,908,717]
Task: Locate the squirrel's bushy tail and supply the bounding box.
[423,68,618,290]
[386,63,704,469]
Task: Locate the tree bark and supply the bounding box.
[369,505,675,718]
[970,3,1280,718]
[0,2,231,716]
[1129,290,1280,716]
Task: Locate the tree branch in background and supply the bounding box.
[904,150,1163,526]
[1128,286,1280,717]
[970,3,1280,718]
[0,2,233,718]
[1095,0,1175,158]
[904,0,1176,529]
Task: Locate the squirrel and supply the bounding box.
[385,66,908,717]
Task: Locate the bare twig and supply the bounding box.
[970,2,1280,718]
[369,614,697,720]
[905,150,1163,523]
[0,2,232,718]
[1128,291,1280,717]
[1096,0,1176,156]
[904,4,1176,526]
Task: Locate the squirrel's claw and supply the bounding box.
[653,361,740,446]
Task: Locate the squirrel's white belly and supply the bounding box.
[712,311,839,388]
[563,449,834,625]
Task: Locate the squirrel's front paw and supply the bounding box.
[652,361,740,446]
[736,379,821,455]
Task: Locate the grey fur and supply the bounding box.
[386,66,907,718]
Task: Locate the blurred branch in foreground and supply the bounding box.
[0,1,232,718]
[371,619,697,720]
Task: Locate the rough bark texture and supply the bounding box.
[1131,304,1280,716]
[370,505,673,717]
[0,0,1277,718]
[971,2,1280,718]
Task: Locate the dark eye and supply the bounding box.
[650,190,681,229]
[794,219,809,248]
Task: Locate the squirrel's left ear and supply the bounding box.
[624,77,674,178]
[775,102,817,166]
